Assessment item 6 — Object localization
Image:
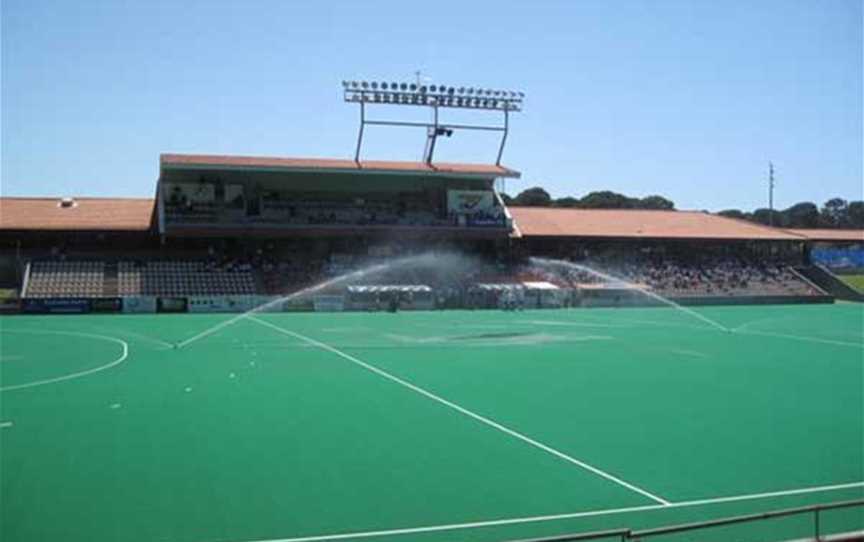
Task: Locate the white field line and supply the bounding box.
[224,481,864,542]
[0,330,129,392]
[105,328,174,349]
[176,312,251,349]
[0,421,13,428]
[248,316,670,506]
[734,328,864,349]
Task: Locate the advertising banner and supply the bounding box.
[0,299,20,314]
[21,298,90,314]
[187,295,275,313]
[447,190,496,214]
[187,296,232,313]
[122,296,157,314]
[812,248,864,270]
[157,297,188,313]
[90,298,123,313]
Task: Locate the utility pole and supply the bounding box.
[768,162,776,226]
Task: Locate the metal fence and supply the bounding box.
[505,499,864,542]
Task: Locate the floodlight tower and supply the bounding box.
[768,162,776,226]
[342,80,524,165]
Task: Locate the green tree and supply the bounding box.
[552,196,581,208]
[782,202,820,228]
[638,195,675,210]
[513,187,552,207]
[820,198,848,227]
[718,209,748,220]
[847,201,864,228]
[579,191,635,209]
[752,208,784,226]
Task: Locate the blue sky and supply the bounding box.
[2,0,861,211]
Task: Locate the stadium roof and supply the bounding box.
[4,197,856,243]
[508,207,805,241]
[785,228,864,242]
[0,197,154,232]
[160,153,521,179]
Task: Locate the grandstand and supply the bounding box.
[0,168,848,307]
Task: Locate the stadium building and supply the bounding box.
[1,149,863,313]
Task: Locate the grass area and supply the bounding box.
[1,304,863,542]
[839,274,864,292]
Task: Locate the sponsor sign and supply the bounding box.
[187,296,268,313]
[0,298,20,314]
[90,298,123,313]
[447,190,496,214]
[122,296,157,314]
[812,248,864,270]
[157,297,188,313]
[22,298,90,314]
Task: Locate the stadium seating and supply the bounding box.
[539,255,821,298]
[118,260,257,296]
[25,261,106,298]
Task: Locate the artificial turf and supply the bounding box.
[1,303,862,542]
[839,274,864,293]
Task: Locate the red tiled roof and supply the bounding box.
[785,228,864,242]
[160,153,520,178]
[0,197,154,231]
[509,207,804,241]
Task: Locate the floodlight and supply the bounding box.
[361,81,369,89]
[400,83,407,91]
[420,86,427,93]
[409,83,417,91]
[381,82,388,90]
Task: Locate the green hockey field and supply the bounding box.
[1,303,862,542]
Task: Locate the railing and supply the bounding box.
[505,499,864,542]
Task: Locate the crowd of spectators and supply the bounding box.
[542,252,820,297]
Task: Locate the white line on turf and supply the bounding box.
[176,312,251,349]
[111,329,174,349]
[0,330,129,392]
[221,481,864,542]
[248,315,670,506]
[0,421,13,428]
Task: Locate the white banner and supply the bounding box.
[447,190,496,214]
[189,295,269,313]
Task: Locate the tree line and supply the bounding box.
[501,187,864,229]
